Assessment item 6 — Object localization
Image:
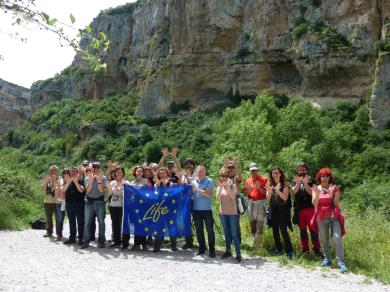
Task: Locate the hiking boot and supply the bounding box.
[171,245,178,251]
[196,249,206,256]
[319,258,332,267]
[182,243,193,250]
[141,244,149,251]
[130,245,141,251]
[147,237,154,246]
[286,251,293,260]
[221,251,232,259]
[64,239,76,245]
[98,242,105,248]
[43,233,52,238]
[209,250,216,258]
[313,248,323,258]
[109,243,120,248]
[78,240,84,246]
[235,254,242,263]
[80,242,90,249]
[338,262,348,273]
[56,235,63,241]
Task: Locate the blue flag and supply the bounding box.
[123,184,193,237]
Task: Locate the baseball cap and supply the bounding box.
[249,163,258,171]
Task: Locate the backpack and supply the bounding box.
[236,192,248,215]
[30,218,47,230]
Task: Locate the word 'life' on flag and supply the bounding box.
[122,184,193,238]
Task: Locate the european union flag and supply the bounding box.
[123,185,193,237]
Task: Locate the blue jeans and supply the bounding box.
[219,214,241,255]
[56,203,65,237]
[193,210,215,252]
[66,202,85,241]
[84,201,106,243]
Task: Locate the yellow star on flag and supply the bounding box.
[145,193,150,197]
[162,228,167,232]
[144,227,149,232]
[169,220,174,225]
[172,199,176,204]
[138,219,142,223]
[173,209,177,214]
[153,230,158,235]
[139,199,144,204]
[164,192,169,197]
[135,209,139,213]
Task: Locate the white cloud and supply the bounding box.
[0,0,135,88]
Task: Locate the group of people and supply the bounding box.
[42,147,348,271]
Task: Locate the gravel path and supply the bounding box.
[0,218,388,292]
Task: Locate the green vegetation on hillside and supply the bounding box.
[0,91,389,283]
[291,18,353,52]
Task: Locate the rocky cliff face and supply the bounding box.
[0,79,31,133]
[29,0,389,126]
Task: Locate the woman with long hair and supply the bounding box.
[266,166,293,259]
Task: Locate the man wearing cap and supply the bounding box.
[42,165,61,238]
[244,162,267,250]
[159,147,180,183]
[81,162,107,249]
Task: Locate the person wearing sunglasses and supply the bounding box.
[83,166,97,241]
[312,168,348,273]
[42,165,61,238]
[216,168,241,262]
[244,163,267,250]
[81,162,108,249]
[159,147,180,183]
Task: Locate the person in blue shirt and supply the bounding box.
[191,165,216,258]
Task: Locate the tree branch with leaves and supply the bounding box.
[0,0,110,72]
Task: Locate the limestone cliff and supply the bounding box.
[29,0,389,126]
[0,79,31,133]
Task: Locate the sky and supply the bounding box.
[0,0,135,88]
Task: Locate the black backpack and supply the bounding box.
[30,218,47,230]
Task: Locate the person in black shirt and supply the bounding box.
[62,167,85,245]
[291,162,321,256]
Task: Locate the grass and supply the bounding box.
[211,199,390,284]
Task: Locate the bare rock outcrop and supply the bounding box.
[26,0,389,126]
[0,79,31,133]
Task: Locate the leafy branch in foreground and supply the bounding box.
[0,0,110,72]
